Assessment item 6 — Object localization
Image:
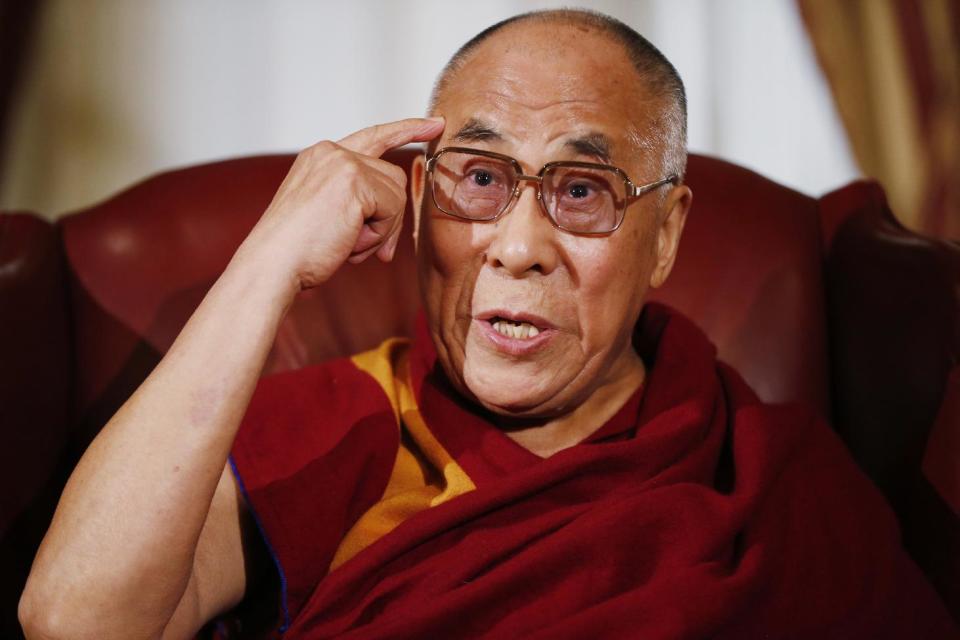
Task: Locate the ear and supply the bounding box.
[410,154,427,252]
[649,184,692,288]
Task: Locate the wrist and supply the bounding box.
[223,236,301,314]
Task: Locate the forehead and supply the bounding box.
[435,23,655,164]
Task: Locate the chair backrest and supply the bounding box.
[59,150,831,440]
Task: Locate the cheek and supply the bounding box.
[418,213,488,341]
[420,214,480,294]
[568,230,655,342]
[431,219,474,272]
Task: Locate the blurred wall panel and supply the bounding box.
[0,0,42,186]
[0,0,859,220]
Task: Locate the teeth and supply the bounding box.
[492,319,541,339]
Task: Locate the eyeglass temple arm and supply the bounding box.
[629,174,679,198]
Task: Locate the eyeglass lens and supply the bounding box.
[432,150,628,234]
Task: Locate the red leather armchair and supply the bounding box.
[2,150,957,635]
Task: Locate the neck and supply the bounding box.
[502,349,646,458]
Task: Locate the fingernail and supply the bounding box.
[427,116,445,124]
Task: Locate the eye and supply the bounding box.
[471,170,494,187]
[560,178,603,204]
[568,183,591,199]
[460,161,507,188]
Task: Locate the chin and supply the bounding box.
[461,361,564,416]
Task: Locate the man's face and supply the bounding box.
[411,23,689,418]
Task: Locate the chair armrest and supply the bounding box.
[0,211,74,532]
[0,211,75,637]
[818,181,960,617]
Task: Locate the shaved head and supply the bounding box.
[429,9,688,179]
[412,8,694,425]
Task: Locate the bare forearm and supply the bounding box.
[20,117,444,640]
[22,244,296,637]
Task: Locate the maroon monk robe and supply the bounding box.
[228,303,957,638]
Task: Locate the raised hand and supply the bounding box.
[19,116,445,640]
[244,117,445,291]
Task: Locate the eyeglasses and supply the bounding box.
[425,146,677,235]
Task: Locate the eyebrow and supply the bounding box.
[452,118,503,143]
[564,133,613,163]
[451,119,614,163]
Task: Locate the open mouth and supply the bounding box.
[475,311,555,355]
[489,317,541,339]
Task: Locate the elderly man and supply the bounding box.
[19,9,955,640]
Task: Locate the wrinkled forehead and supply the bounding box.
[432,25,660,169]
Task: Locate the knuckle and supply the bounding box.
[390,165,408,187]
[297,140,332,162]
[293,149,310,166]
[313,140,337,153]
[330,146,354,165]
[340,155,362,175]
[338,157,364,187]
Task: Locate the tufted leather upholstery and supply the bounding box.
[1,151,957,634]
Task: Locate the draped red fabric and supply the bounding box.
[231,304,956,639]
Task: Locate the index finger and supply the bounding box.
[338,117,445,157]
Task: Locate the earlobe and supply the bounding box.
[649,185,692,289]
[410,155,427,250]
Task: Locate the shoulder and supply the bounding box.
[233,337,412,492]
[242,339,410,444]
[227,338,414,626]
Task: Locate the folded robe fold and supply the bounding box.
[230,303,956,639]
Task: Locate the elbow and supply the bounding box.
[20,555,91,640]
[20,574,170,640]
[18,585,64,640]
[19,579,110,640]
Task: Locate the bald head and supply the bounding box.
[429,9,688,178]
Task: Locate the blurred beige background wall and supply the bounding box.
[0,0,859,220]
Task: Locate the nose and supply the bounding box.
[484,181,560,277]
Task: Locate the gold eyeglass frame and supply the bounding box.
[425,146,678,235]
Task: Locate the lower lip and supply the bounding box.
[475,318,555,356]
